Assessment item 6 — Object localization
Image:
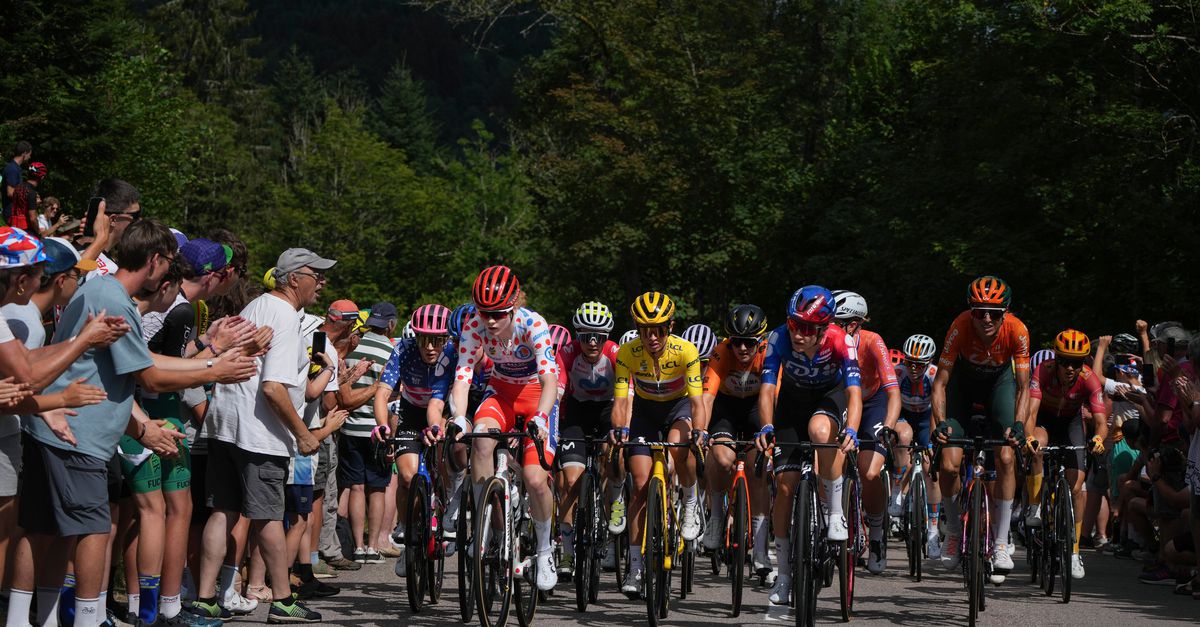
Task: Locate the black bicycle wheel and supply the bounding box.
[407,479,430,613]
[1057,479,1074,604]
[967,482,982,627]
[839,476,857,623]
[574,471,594,612]
[475,478,512,627]
[457,484,475,623]
[588,477,604,604]
[731,478,748,616]
[514,503,539,627]
[645,477,664,627]
[681,540,694,598]
[910,474,927,582]
[659,492,675,620]
[792,478,817,627]
[1044,488,1057,597]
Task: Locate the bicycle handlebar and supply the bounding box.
[446,423,553,471]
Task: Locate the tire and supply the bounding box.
[575,471,594,612]
[406,479,430,613]
[458,484,475,623]
[474,478,512,627]
[681,541,694,598]
[910,474,927,582]
[514,500,539,627]
[1057,479,1074,604]
[731,479,748,616]
[659,491,675,620]
[645,477,664,627]
[793,479,817,627]
[967,481,983,627]
[589,480,603,604]
[1044,489,1057,598]
[839,476,857,623]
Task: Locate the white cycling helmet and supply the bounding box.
[572,301,615,333]
[681,324,717,359]
[831,290,869,321]
[1031,348,1055,371]
[619,329,639,345]
[902,334,937,363]
[401,320,416,340]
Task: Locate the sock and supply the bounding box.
[927,502,940,532]
[98,590,106,608]
[752,515,769,555]
[867,513,884,542]
[138,574,161,624]
[160,593,182,619]
[710,498,726,524]
[274,594,295,607]
[823,478,844,517]
[1074,522,1083,554]
[6,589,33,627]
[296,563,315,583]
[73,597,101,627]
[311,551,320,565]
[895,466,908,482]
[127,592,140,618]
[1027,474,1043,506]
[774,536,791,571]
[684,482,698,505]
[561,522,575,554]
[39,586,63,627]
[218,564,238,604]
[533,517,553,553]
[944,498,961,535]
[993,499,1013,546]
[609,483,623,502]
[55,573,75,626]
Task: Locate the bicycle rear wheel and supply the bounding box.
[731,478,748,616]
[575,471,595,612]
[1044,492,1057,597]
[645,477,665,627]
[793,478,817,627]
[1056,479,1074,604]
[513,502,539,627]
[474,478,512,627]
[457,484,475,623]
[407,479,430,613]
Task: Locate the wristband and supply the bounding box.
[137,422,147,441]
[843,427,859,446]
[756,424,775,437]
[451,416,471,433]
[531,411,549,435]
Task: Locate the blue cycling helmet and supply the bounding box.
[448,303,476,340]
[787,285,836,325]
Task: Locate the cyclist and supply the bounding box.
[1022,329,1108,580]
[682,323,718,376]
[831,291,900,575]
[931,276,1031,581]
[446,265,562,591]
[756,286,862,604]
[442,302,489,534]
[619,329,639,346]
[893,334,942,558]
[555,301,620,576]
[610,291,706,596]
[700,305,771,574]
[371,304,456,577]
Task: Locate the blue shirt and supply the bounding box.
[761,323,861,391]
[2,161,21,213]
[24,275,154,460]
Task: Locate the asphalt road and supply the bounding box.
[225,541,1196,626]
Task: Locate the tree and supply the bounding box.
[370,63,439,168]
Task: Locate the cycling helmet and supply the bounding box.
[831,290,869,321]
[619,329,639,345]
[1111,332,1139,356]
[27,162,46,180]
[787,285,835,325]
[472,265,521,311]
[967,275,1011,308]
[681,324,717,359]
[572,301,615,332]
[548,324,572,354]
[263,267,277,290]
[351,310,369,335]
[410,304,451,335]
[889,348,905,367]
[401,321,416,339]
[1030,348,1055,371]
[1054,328,1091,358]
[631,292,675,325]
[724,304,768,338]
[448,303,475,340]
[902,334,938,363]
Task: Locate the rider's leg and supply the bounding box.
[747,448,771,564]
[1067,468,1085,554]
[626,453,652,574]
[938,446,964,538]
[393,453,419,539]
[770,470,802,573]
[522,464,554,549]
[858,448,887,542]
[895,420,913,491]
[810,413,845,524]
[1027,427,1049,523]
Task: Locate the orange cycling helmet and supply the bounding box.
[889,348,905,367]
[1054,329,1091,359]
[967,275,1011,308]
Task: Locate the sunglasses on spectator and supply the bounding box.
[417,333,449,347]
[730,336,760,348]
[1056,356,1085,369]
[109,209,142,223]
[293,270,326,283]
[970,307,1005,321]
[579,332,607,344]
[787,318,825,336]
[479,309,512,321]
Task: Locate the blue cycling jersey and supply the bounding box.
[895,362,936,413]
[380,337,456,408]
[762,323,861,391]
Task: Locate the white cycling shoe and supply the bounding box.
[926,528,941,559]
[536,552,558,591]
[1070,553,1085,579]
[768,574,791,605]
[827,514,849,541]
[942,538,960,570]
[887,491,904,519]
[702,515,723,550]
[682,500,702,541]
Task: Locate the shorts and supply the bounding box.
[191,450,210,524]
[286,484,315,515]
[558,397,613,467]
[858,389,890,456]
[466,388,485,420]
[18,434,110,536]
[108,454,127,502]
[0,432,21,497]
[392,398,431,458]
[475,379,559,468]
[118,418,191,494]
[771,384,847,473]
[708,394,759,441]
[899,408,932,449]
[314,438,331,491]
[206,439,289,521]
[627,395,692,457]
[939,364,1016,449]
[1035,411,1086,471]
[338,434,392,490]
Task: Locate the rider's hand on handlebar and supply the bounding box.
[879,425,898,447]
[839,427,859,454]
[449,416,471,441]
[933,423,951,445]
[1089,435,1106,455]
[691,428,710,448]
[609,426,630,445]
[754,424,775,453]
[370,424,390,443]
[527,411,549,443]
[422,425,442,446]
[1024,435,1039,453]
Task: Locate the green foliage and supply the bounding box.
[369,63,440,168]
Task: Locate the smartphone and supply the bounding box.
[1166,337,1176,356]
[312,331,326,361]
[83,196,103,238]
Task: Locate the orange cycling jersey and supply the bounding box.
[938,310,1031,375]
[850,329,898,399]
[702,339,766,399]
[1030,361,1106,420]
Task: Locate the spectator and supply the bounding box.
[35,196,68,236]
[87,178,143,277]
[193,248,336,623]
[7,162,45,233]
[2,142,31,222]
[339,302,397,563]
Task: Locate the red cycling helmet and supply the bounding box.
[410,304,451,335]
[27,162,47,180]
[472,265,521,311]
[548,324,572,354]
[889,348,905,367]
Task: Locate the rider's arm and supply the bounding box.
[844,385,863,432]
[449,327,482,422]
[930,366,952,431]
[684,346,706,431]
[426,398,447,431]
[1014,365,1033,431]
[883,385,901,429]
[372,385,392,428]
[612,348,633,430]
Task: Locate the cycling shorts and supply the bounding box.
[558,397,613,468]
[939,364,1016,450]
[475,379,559,469]
[899,408,932,449]
[627,395,692,457]
[708,393,760,441]
[392,398,430,457]
[1035,411,1086,471]
[858,390,889,456]
[119,416,190,494]
[771,384,847,473]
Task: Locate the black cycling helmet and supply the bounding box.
[724,304,768,338]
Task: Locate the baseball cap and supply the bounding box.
[0,227,48,268]
[169,228,188,250]
[276,248,336,274]
[43,237,98,274]
[328,299,360,320]
[365,302,398,328]
[180,238,230,276]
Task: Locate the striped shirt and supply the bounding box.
[342,331,395,436]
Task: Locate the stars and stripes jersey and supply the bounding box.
[559,339,620,402]
[895,362,937,413]
[762,323,861,391]
[614,335,703,401]
[379,337,457,408]
[454,308,558,386]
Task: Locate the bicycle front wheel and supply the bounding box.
[406,479,430,613]
[1056,478,1074,604]
[910,473,927,582]
[730,478,748,616]
[513,498,539,627]
[967,482,983,627]
[645,476,665,627]
[792,478,818,627]
[475,478,512,627]
[839,475,859,623]
[574,470,595,612]
[457,484,475,623]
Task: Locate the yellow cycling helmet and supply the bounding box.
[263,267,277,290]
[350,309,369,334]
[631,291,676,326]
[1054,328,1091,359]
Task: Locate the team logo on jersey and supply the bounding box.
[514,344,533,360]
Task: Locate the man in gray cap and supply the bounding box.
[193,248,335,622]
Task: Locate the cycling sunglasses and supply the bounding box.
[417,333,449,347]
[478,309,513,321]
[578,332,608,344]
[970,307,1006,321]
[1056,356,1086,370]
[786,318,826,336]
[730,336,760,348]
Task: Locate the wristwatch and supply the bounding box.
[206,359,214,368]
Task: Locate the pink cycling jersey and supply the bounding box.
[559,339,620,402]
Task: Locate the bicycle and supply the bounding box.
[445,433,477,624]
[892,442,932,581]
[383,431,447,613]
[707,439,766,617]
[457,421,553,627]
[1025,444,1087,603]
[557,437,610,612]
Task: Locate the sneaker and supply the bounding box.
[1025,504,1042,527]
[1070,553,1085,580]
[394,552,407,578]
[559,549,575,576]
[827,514,849,542]
[376,544,402,558]
[1138,565,1178,585]
[267,596,322,623]
[188,600,232,622]
[991,544,1014,572]
[353,547,368,563]
[942,537,960,570]
[867,540,886,574]
[621,569,643,598]
[363,547,385,564]
[609,499,627,534]
[1092,535,1110,551]
[703,513,723,550]
[887,490,904,519]
[768,574,791,605]
[311,560,335,579]
[926,528,941,559]
[601,541,617,571]
[296,578,340,599]
[156,611,223,626]
[536,552,558,591]
[322,554,362,571]
[221,590,259,615]
[681,499,702,541]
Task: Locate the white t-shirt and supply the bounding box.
[87,252,118,280]
[206,293,306,457]
[0,311,15,345]
[0,310,27,438]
